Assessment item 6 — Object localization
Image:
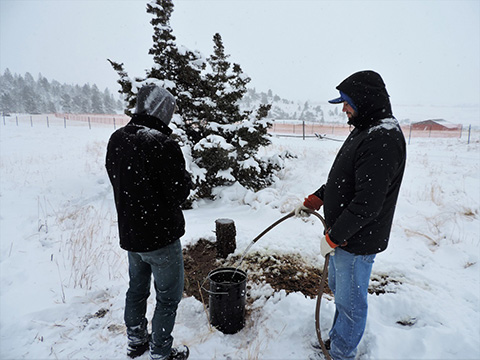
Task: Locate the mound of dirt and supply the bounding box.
[183,238,402,303]
[182,238,329,305]
[182,238,402,333]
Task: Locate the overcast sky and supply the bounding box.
[1,0,479,108]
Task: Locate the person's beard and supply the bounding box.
[346,111,357,125]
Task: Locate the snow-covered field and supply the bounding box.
[0,114,479,359]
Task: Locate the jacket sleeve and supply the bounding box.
[162,140,192,207]
[146,137,192,208]
[313,185,325,201]
[329,133,404,244]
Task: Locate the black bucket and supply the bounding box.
[207,267,247,334]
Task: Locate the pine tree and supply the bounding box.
[108,0,280,202]
[0,69,15,113]
[232,103,277,191]
[191,33,276,198]
[145,0,206,139]
[61,93,72,113]
[109,0,206,123]
[20,73,38,113]
[103,88,116,113]
[189,33,243,197]
[91,84,104,113]
[107,60,137,114]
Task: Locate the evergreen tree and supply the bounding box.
[109,0,206,123]
[189,33,246,197]
[91,84,104,113]
[0,69,15,113]
[107,60,137,114]
[299,101,316,121]
[190,33,276,198]
[314,105,324,122]
[19,74,37,113]
[61,93,72,113]
[103,88,116,113]
[108,0,280,202]
[145,0,206,136]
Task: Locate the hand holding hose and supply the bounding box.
[295,194,324,217]
[320,232,337,258]
[294,204,311,217]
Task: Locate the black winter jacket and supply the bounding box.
[106,114,192,252]
[315,71,406,255]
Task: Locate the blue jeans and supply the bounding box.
[124,239,184,358]
[328,248,375,360]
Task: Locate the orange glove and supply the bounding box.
[303,194,323,210]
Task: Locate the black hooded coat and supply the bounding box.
[106,87,192,252]
[314,71,406,255]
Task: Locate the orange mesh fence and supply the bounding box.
[3,115,469,141]
[56,113,130,126]
[269,121,464,139]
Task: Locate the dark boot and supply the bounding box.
[127,340,149,358]
[127,319,149,358]
[150,345,189,360]
[324,338,331,351]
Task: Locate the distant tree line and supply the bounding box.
[241,88,344,122]
[0,69,123,114]
[0,68,340,121]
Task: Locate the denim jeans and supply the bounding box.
[124,239,184,358]
[328,247,375,360]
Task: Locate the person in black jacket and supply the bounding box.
[106,84,192,360]
[295,71,406,359]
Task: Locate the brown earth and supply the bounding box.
[182,238,329,307]
[183,238,401,305]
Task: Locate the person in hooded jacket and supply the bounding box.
[295,71,406,359]
[106,84,192,360]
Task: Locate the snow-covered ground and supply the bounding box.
[0,114,479,359]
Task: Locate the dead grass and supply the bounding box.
[55,202,125,290]
[404,228,439,248]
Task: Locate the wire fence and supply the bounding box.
[2,113,478,144]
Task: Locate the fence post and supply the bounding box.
[302,120,305,140]
[113,117,116,130]
[30,115,33,127]
[468,124,471,144]
[2,114,5,125]
[88,117,91,130]
[408,125,412,145]
[16,116,18,126]
[64,117,66,128]
[46,116,49,128]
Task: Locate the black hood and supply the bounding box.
[135,84,176,126]
[336,70,393,129]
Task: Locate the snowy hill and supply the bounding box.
[0,114,479,359]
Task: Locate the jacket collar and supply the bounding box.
[128,114,173,136]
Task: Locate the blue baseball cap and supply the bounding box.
[328,91,357,112]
